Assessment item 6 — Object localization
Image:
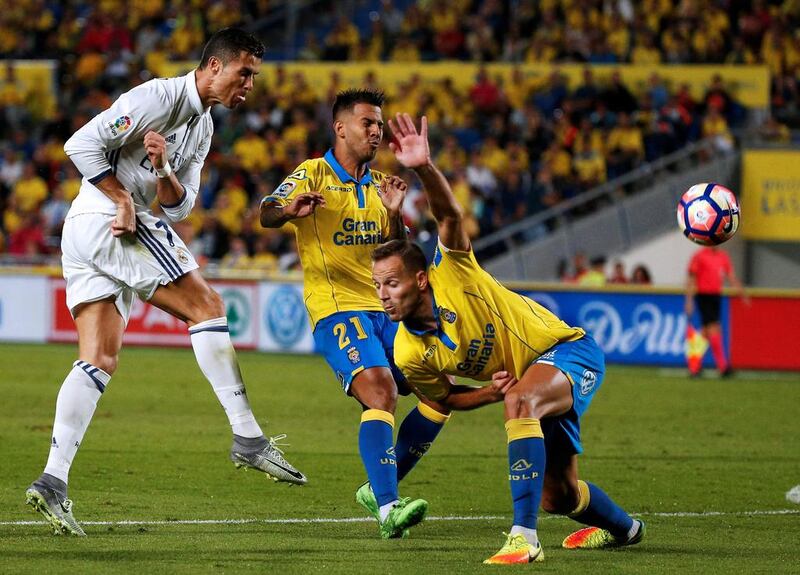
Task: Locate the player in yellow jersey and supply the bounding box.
[260,90,449,539]
[371,113,645,564]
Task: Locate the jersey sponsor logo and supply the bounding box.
[439,306,457,323]
[272,181,296,198]
[333,218,382,246]
[456,322,496,377]
[139,151,187,175]
[346,345,361,364]
[422,344,437,364]
[287,168,307,180]
[325,184,352,192]
[165,133,177,144]
[107,115,132,137]
[264,285,307,348]
[579,369,597,395]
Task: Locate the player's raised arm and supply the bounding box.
[388,113,470,252]
[380,175,408,240]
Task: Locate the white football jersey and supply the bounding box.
[64,70,213,221]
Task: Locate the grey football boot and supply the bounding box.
[230,434,307,485]
[25,477,86,536]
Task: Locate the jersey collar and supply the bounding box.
[403,291,457,351]
[185,70,207,115]
[324,149,373,187]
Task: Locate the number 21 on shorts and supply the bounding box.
[333,316,368,349]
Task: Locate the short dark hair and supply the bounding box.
[199,28,265,69]
[332,88,385,120]
[372,239,427,273]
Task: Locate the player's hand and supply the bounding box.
[490,370,518,395]
[388,114,431,169]
[111,194,136,239]
[379,175,408,215]
[284,192,325,219]
[144,130,169,170]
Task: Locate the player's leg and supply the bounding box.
[376,311,450,483]
[314,311,427,537]
[148,269,305,485]
[704,320,730,376]
[484,362,572,564]
[27,214,131,536]
[27,298,125,536]
[541,433,643,550]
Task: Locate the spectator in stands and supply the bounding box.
[630,264,652,285]
[579,256,607,287]
[608,261,628,284]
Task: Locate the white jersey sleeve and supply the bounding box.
[159,114,212,222]
[64,82,174,184]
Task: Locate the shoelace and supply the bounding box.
[265,434,291,464]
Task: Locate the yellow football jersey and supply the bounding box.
[394,243,585,401]
[264,149,391,328]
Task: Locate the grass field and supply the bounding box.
[1,342,799,574]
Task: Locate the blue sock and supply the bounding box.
[359,409,398,507]
[570,480,634,538]
[395,403,449,482]
[506,418,546,529]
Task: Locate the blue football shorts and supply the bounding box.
[313,311,407,394]
[531,334,605,455]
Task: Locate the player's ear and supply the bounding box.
[416,270,428,290]
[333,119,345,139]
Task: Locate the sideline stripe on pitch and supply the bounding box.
[1,509,798,527]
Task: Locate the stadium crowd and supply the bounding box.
[0,0,797,269]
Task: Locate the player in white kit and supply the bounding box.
[26,28,306,537]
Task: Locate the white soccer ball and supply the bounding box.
[786,485,800,505]
[676,183,740,246]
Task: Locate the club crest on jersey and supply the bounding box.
[347,346,361,364]
[272,181,296,198]
[107,115,132,137]
[580,369,597,395]
[175,247,190,265]
[439,307,457,323]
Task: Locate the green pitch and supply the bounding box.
[1,343,798,574]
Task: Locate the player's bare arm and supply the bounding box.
[260,192,326,228]
[413,373,516,411]
[92,174,136,238]
[380,175,408,240]
[144,130,185,209]
[388,113,470,252]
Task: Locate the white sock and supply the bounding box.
[189,317,263,438]
[626,519,641,540]
[43,361,110,484]
[510,525,539,547]
[379,500,400,522]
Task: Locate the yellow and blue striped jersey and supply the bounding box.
[393,242,585,401]
[264,149,391,329]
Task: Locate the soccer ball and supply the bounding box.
[676,183,740,245]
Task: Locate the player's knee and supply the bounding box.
[89,353,118,375]
[504,386,546,419]
[541,488,580,515]
[195,287,225,319]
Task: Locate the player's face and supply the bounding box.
[373,255,425,322]
[341,103,384,163]
[214,52,260,109]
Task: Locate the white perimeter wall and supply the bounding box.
[612,230,747,287]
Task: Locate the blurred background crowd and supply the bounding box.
[0,0,798,277]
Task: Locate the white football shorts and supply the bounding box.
[61,211,199,323]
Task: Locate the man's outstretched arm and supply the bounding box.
[388,114,470,252]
